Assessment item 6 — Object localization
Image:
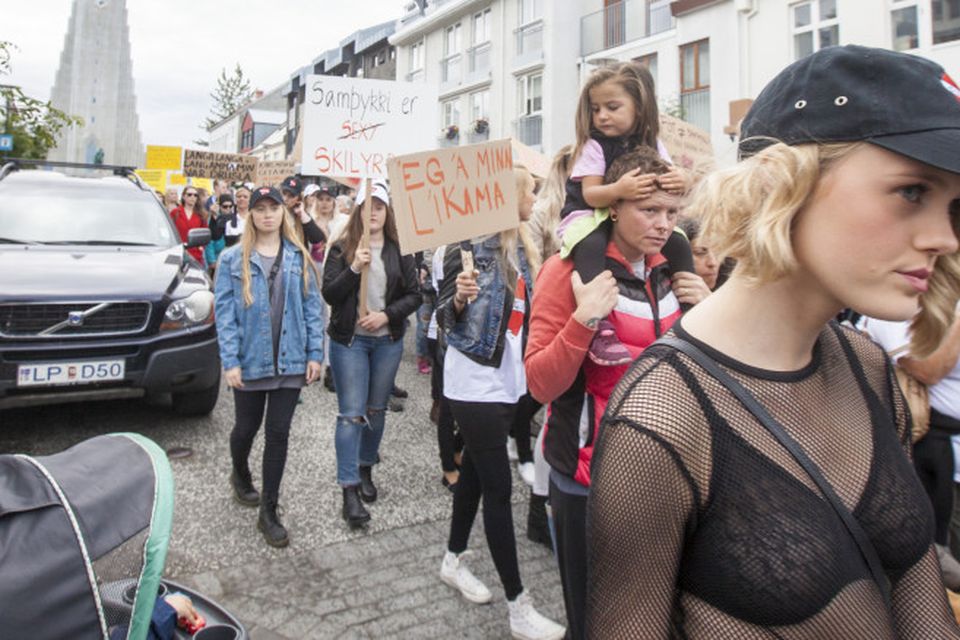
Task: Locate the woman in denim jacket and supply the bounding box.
[436,168,565,640]
[322,181,420,529]
[214,186,323,548]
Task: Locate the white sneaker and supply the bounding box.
[508,591,566,640]
[507,438,519,462]
[440,550,492,604]
[518,462,536,487]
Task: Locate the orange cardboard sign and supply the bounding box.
[387,139,518,255]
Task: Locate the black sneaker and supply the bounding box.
[324,369,336,392]
[390,384,408,399]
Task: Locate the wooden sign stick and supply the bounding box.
[358,177,372,317]
[459,240,477,304]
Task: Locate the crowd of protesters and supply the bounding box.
[158,44,960,639]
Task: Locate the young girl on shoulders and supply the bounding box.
[560,61,688,366]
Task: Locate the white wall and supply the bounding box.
[208,115,240,154]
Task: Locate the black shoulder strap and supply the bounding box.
[657,335,893,611]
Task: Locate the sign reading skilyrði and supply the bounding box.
[144,145,182,171]
[182,149,258,182]
[301,75,438,179]
[387,139,517,256]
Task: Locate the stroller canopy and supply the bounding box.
[0,433,173,640]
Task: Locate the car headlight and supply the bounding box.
[161,290,214,331]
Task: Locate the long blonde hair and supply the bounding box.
[690,140,960,357]
[496,167,541,284]
[529,145,572,260]
[238,204,320,307]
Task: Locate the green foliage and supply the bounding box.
[0,41,83,159]
[203,63,254,131]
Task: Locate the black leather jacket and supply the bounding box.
[322,240,420,345]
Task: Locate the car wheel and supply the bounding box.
[171,373,220,416]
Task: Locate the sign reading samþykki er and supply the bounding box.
[182,149,258,181]
[300,75,438,179]
[387,139,518,256]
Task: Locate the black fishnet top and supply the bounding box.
[587,321,959,639]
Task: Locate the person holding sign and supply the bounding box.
[587,46,960,638]
[214,186,324,549]
[322,180,420,528]
[436,167,565,640]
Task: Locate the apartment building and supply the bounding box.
[390,0,589,154]
[579,0,960,164]
[207,85,286,154]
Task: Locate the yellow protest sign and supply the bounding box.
[135,169,166,191]
[168,172,187,186]
[190,177,213,192]
[145,145,183,171]
[387,138,518,255]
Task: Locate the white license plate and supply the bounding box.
[17,360,125,388]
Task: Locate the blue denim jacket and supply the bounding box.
[438,235,533,367]
[214,239,324,380]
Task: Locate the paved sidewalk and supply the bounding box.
[173,503,566,639]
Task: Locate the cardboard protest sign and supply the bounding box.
[255,160,297,187]
[301,75,438,179]
[658,114,715,180]
[387,139,518,256]
[145,145,182,171]
[135,169,165,191]
[182,149,258,182]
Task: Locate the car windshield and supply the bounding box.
[0,187,180,246]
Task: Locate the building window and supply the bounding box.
[408,40,425,81]
[470,89,490,122]
[647,0,674,36]
[791,0,839,60]
[635,53,658,88]
[933,0,960,44]
[891,3,919,50]
[680,39,710,132]
[442,23,463,83]
[442,98,461,128]
[470,8,492,73]
[517,0,543,56]
[518,73,543,115]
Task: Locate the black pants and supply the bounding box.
[230,387,301,501]
[550,475,588,640]
[570,220,611,284]
[511,392,540,464]
[447,399,523,601]
[430,338,462,472]
[914,428,955,545]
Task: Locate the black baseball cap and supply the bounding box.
[218,193,235,206]
[249,186,283,209]
[740,45,960,174]
[281,176,303,196]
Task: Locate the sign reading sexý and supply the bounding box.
[300,75,438,179]
[387,139,518,256]
[182,149,259,181]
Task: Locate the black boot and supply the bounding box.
[342,486,371,528]
[323,368,335,392]
[257,497,289,548]
[359,465,378,503]
[526,492,552,549]
[230,467,260,507]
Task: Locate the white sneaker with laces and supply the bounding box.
[518,462,536,487]
[440,550,492,604]
[507,438,519,462]
[508,590,566,640]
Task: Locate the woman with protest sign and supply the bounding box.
[437,167,565,640]
[587,46,960,637]
[322,180,420,528]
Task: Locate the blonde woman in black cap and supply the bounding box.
[214,186,324,548]
[587,46,960,637]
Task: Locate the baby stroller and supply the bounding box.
[0,433,247,640]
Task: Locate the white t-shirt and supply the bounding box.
[427,245,446,340]
[444,326,526,404]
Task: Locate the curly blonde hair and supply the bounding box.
[689,140,960,357]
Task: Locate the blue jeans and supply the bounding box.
[329,334,404,486]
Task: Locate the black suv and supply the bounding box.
[0,161,220,414]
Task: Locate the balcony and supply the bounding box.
[515,19,544,68]
[514,114,542,149]
[406,68,425,82]
[680,88,710,133]
[466,42,492,82]
[581,0,675,57]
[440,53,462,89]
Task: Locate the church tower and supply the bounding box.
[48,0,142,166]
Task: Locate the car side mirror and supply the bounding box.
[186,228,211,248]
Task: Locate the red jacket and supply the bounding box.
[525,240,681,487]
[171,206,205,264]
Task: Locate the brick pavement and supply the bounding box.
[174,503,566,639]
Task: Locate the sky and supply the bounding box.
[2,0,405,149]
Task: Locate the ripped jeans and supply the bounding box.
[329,334,404,486]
